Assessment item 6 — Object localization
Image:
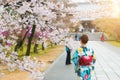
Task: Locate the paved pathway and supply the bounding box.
[44,41,120,80]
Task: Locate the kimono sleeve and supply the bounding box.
[72,49,79,65]
[72,49,79,73]
[91,49,96,70]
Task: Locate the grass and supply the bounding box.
[17,43,58,57]
[108,41,120,47]
[30,45,61,58]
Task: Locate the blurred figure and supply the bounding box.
[65,35,73,65]
[91,29,95,33]
[79,25,84,33]
[75,34,78,41]
[101,33,105,42]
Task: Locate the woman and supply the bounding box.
[72,34,96,80]
[65,36,73,65]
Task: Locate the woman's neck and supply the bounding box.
[81,44,86,47]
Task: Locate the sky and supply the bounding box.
[70,0,120,17]
[70,0,120,3]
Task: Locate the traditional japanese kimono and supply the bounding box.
[72,46,96,80]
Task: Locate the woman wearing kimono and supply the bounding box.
[72,34,96,80]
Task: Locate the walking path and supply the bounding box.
[44,41,120,80]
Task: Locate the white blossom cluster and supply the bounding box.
[0,51,45,80]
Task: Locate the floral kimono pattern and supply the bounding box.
[72,46,96,80]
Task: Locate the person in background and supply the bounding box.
[101,33,105,42]
[65,35,73,65]
[72,34,96,80]
[75,34,78,41]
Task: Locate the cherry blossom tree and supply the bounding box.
[0,0,70,79]
[0,0,69,56]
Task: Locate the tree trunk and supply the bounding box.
[14,29,29,52]
[42,42,45,50]
[50,41,53,47]
[14,42,19,52]
[14,39,21,52]
[26,25,36,56]
[34,43,38,53]
[22,29,30,43]
[55,42,57,45]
